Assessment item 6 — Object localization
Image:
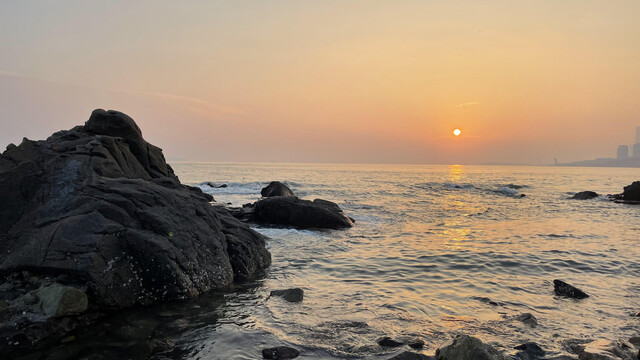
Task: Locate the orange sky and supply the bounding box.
[1,1,639,164]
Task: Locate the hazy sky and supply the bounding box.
[1,1,639,164]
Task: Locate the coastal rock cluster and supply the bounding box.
[0,110,271,353]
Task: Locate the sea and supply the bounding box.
[46,163,640,359]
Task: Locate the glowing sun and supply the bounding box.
[453,129,461,136]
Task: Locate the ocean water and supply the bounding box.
[42,163,638,359]
[140,162,640,359]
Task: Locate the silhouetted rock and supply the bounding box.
[0,109,271,353]
[571,191,599,200]
[203,181,227,188]
[553,280,589,299]
[622,181,640,201]
[261,181,295,197]
[378,336,404,347]
[515,342,545,360]
[389,351,433,360]
[407,339,425,349]
[262,346,300,359]
[435,334,509,360]
[270,288,304,302]
[251,196,354,229]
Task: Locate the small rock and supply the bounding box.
[389,351,433,360]
[270,288,304,303]
[261,181,295,197]
[577,339,638,360]
[515,342,545,360]
[553,280,589,299]
[628,337,640,348]
[516,313,538,327]
[378,336,404,347]
[261,346,300,359]
[571,191,599,200]
[60,336,76,344]
[407,339,425,349]
[36,285,88,317]
[435,334,510,360]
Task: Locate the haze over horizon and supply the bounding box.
[1,1,639,165]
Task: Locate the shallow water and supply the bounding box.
[33,163,640,359]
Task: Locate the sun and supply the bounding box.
[453,129,461,136]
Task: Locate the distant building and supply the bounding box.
[636,127,640,144]
[634,143,640,158]
[618,145,629,160]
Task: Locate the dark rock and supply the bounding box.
[515,313,538,327]
[251,196,354,229]
[35,285,88,317]
[389,351,433,360]
[622,181,640,201]
[407,339,425,349]
[435,334,510,360]
[553,280,589,299]
[261,346,300,359]
[378,336,404,347]
[571,191,599,200]
[515,342,545,360]
[203,182,227,188]
[261,181,295,197]
[270,288,304,302]
[576,339,638,360]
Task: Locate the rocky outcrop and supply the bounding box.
[570,339,638,360]
[250,197,354,229]
[554,280,589,299]
[622,181,640,201]
[571,191,599,200]
[435,334,509,360]
[261,181,295,197]
[0,109,271,311]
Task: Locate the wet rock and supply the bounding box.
[251,196,354,229]
[261,181,295,197]
[389,351,433,360]
[261,346,300,359]
[0,109,271,310]
[576,339,638,360]
[515,313,538,327]
[435,334,510,360]
[571,191,599,200]
[515,342,545,360]
[473,296,503,306]
[270,288,304,303]
[35,285,88,317]
[407,339,425,349]
[378,336,404,347]
[553,280,589,299]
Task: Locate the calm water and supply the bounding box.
[156,163,640,359]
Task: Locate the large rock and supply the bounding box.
[0,109,271,309]
[435,334,510,360]
[261,181,295,197]
[251,196,354,229]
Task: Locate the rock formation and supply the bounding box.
[0,109,271,311]
[261,181,296,197]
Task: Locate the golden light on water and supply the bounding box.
[453,129,461,136]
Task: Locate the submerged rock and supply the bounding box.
[575,339,638,360]
[378,336,404,347]
[435,334,509,360]
[389,351,433,360]
[571,191,599,200]
[251,196,354,229]
[262,346,300,359]
[515,313,538,327]
[261,181,295,197]
[515,342,545,360]
[554,280,589,299]
[270,288,304,303]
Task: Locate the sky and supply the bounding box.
[1,1,639,164]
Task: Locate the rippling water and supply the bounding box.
[149,163,640,359]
